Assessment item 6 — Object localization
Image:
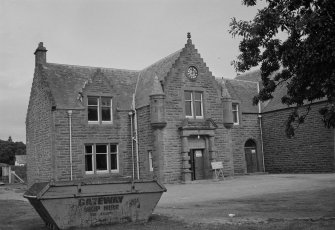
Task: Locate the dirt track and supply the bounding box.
[1,174,335,230]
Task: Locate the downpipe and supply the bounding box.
[257,83,265,172]
[67,110,73,181]
[129,111,135,180]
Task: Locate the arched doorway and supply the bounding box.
[244,139,258,173]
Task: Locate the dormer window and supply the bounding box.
[87,96,113,124]
[185,91,203,119]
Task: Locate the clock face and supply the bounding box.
[187,66,198,79]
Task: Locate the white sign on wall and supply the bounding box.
[195,150,202,157]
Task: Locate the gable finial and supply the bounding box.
[187,32,191,39]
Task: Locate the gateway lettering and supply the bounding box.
[78,196,123,206]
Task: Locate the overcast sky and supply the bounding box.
[0,0,263,143]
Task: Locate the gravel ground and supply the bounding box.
[0,174,335,230]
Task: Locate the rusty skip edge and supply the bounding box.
[23,179,167,200]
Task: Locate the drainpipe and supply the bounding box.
[67,110,73,181]
[129,111,135,180]
[132,94,140,180]
[133,104,140,180]
[132,72,141,180]
[257,83,265,172]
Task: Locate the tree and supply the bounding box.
[230,0,335,137]
[0,138,26,165]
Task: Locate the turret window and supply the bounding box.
[87,96,113,124]
[148,151,153,172]
[232,103,239,125]
[184,91,203,119]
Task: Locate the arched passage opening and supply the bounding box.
[244,139,259,173]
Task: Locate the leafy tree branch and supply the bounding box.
[230,0,335,137]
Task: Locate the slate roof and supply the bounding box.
[38,41,300,114]
[41,47,183,110]
[235,69,261,82]
[222,79,259,113]
[135,49,182,108]
[42,63,139,110]
[233,70,299,112]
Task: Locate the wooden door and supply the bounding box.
[189,149,205,180]
[188,151,195,180]
[245,147,258,173]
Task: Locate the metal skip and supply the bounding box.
[24,179,166,229]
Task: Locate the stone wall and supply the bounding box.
[26,66,54,186]
[137,105,154,180]
[262,102,335,173]
[160,40,234,183]
[231,113,262,174]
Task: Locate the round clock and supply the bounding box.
[187,66,198,79]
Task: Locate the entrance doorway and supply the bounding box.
[188,149,205,180]
[244,139,258,173]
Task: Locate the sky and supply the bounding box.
[0,0,263,143]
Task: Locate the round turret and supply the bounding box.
[150,76,166,128]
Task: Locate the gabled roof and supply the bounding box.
[262,83,289,112]
[42,63,139,110]
[233,69,292,112]
[223,79,259,113]
[135,49,182,108]
[40,48,182,110]
[235,69,261,82]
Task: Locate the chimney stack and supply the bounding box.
[34,42,47,66]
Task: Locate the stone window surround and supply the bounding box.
[84,143,119,176]
[182,87,205,120]
[148,150,153,172]
[231,100,242,126]
[232,102,239,125]
[86,94,114,125]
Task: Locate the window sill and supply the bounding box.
[84,172,120,177]
[88,121,99,125]
[185,117,206,121]
[101,121,113,125]
[87,121,113,125]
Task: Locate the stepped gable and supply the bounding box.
[135,49,182,108]
[43,63,139,110]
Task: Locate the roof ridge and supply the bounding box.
[227,78,259,84]
[46,62,139,73]
[141,49,182,71]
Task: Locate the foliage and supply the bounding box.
[0,137,26,165]
[230,0,335,137]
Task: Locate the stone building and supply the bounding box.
[26,34,334,186]
[236,71,335,173]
